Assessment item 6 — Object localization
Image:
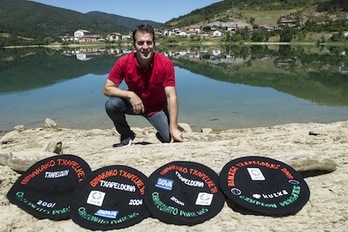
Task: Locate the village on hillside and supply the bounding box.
[59,14,309,43]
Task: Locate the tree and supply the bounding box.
[231,33,243,42]
[241,27,251,41]
[44,37,54,45]
[249,17,255,24]
[330,32,343,42]
[251,30,264,42]
[280,27,294,42]
[224,32,232,42]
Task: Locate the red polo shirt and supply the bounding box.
[108,52,175,116]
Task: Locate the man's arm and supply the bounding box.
[165,86,183,142]
[103,79,144,114]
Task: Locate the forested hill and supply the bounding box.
[164,0,348,28]
[85,11,161,33]
[0,0,161,45]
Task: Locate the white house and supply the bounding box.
[74,29,91,38]
[122,35,132,40]
[60,35,75,41]
[177,31,188,37]
[106,33,123,41]
[212,30,223,37]
[186,25,201,33]
[212,49,222,56]
[163,30,176,36]
[206,21,253,31]
[78,35,103,42]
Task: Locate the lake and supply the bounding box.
[1,45,348,133]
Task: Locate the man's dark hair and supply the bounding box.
[132,24,155,43]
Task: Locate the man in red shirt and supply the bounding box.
[103,24,183,147]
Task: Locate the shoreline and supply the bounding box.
[1,118,346,137]
[3,40,347,49]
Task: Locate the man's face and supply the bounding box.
[133,31,155,62]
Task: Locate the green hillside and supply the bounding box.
[164,0,348,28]
[0,0,161,46]
[85,11,161,31]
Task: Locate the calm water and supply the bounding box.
[1,45,348,132]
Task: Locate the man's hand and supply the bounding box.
[128,91,144,114]
[103,80,144,114]
[170,127,183,143]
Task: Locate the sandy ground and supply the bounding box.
[0,120,347,231]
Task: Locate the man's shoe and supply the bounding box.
[156,132,166,143]
[113,132,136,147]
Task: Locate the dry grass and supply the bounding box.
[239,8,303,25]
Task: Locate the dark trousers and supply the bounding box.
[105,97,171,142]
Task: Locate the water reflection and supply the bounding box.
[62,48,132,61]
[166,45,348,106]
[0,45,347,132]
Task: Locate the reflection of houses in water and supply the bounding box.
[76,53,92,61]
[57,47,347,76]
[274,58,295,68]
[207,54,250,65]
[203,49,250,66]
[339,65,348,74]
[60,48,249,65]
[164,49,250,65]
[164,50,190,59]
[164,50,201,59]
[62,48,103,61]
[76,48,103,61]
[107,48,132,56]
[62,48,132,60]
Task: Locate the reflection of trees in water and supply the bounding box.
[0,48,117,93]
[1,46,347,105]
[170,45,348,106]
[3,45,346,73]
[167,45,348,75]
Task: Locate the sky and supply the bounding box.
[30,0,223,23]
